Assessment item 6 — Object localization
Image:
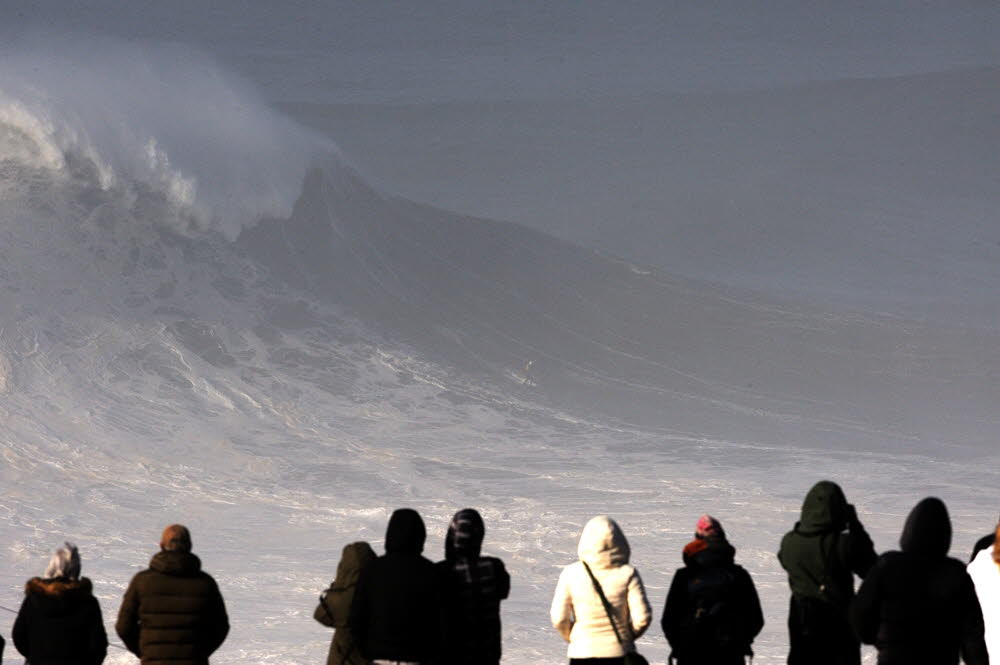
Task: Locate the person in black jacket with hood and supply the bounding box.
[349,508,444,664]
[437,508,510,665]
[777,480,876,665]
[662,515,763,665]
[12,542,108,665]
[851,497,988,665]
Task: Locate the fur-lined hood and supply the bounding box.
[24,577,95,616]
[25,576,93,597]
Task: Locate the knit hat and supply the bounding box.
[44,542,81,580]
[160,524,192,552]
[695,514,725,539]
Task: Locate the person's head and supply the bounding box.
[44,542,81,580]
[445,508,486,561]
[577,515,630,569]
[798,480,849,533]
[900,497,951,558]
[334,541,377,586]
[160,524,192,553]
[994,523,1000,569]
[385,508,426,554]
[694,514,725,540]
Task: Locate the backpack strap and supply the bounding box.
[582,561,632,647]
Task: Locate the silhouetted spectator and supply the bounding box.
[778,480,876,665]
[851,497,987,664]
[550,515,651,664]
[116,524,229,665]
[968,522,1000,660]
[437,508,510,665]
[662,515,763,665]
[314,541,377,665]
[349,508,444,664]
[13,542,107,665]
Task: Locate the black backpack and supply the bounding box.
[681,565,744,651]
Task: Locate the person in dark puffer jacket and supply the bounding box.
[314,541,377,665]
[662,515,763,665]
[778,480,876,665]
[349,508,444,665]
[850,497,988,665]
[116,524,229,665]
[12,542,107,665]
[437,508,511,665]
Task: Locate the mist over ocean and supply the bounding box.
[2,3,1000,663]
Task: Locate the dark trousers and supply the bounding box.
[570,659,625,665]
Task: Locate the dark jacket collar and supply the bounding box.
[150,550,203,576]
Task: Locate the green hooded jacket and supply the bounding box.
[778,481,876,607]
[315,542,377,665]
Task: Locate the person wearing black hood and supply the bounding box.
[851,497,988,665]
[777,480,876,665]
[661,515,763,665]
[12,542,107,664]
[349,508,444,665]
[436,508,511,665]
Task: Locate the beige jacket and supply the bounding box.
[550,516,652,659]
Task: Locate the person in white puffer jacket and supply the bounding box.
[550,515,652,664]
[968,523,1000,660]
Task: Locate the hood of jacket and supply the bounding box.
[577,515,630,569]
[796,480,848,535]
[385,508,426,554]
[333,541,376,587]
[900,497,952,558]
[445,508,485,561]
[683,536,736,568]
[24,577,94,615]
[149,550,203,576]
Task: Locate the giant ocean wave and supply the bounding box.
[2,39,1000,665]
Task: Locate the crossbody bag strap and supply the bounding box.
[582,561,630,647]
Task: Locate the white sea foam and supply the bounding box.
[0,35,336,239]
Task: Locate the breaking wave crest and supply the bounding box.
[0,35,337,239]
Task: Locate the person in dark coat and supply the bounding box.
[661,515,763,665]
[115,524,230,665]
[777,480,876,665]
[349,508,444,664]
[436,508,511,665]
[314,541,377,665]
[12,542,107,665]
[851,497,988,665]
[969,514,999,562]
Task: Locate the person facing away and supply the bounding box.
[315,541,378,665]
[970,514,999,562]
[348,508,444,665]
[777,480,877,665]
[968,523,1000,660]
[550,515,652,665]
[851,497,988,665]
[116,524,230,665]
[661,515,763,665]
[436,508,511,665]
[12,542,107,665]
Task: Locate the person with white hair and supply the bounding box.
[12,541,108,664]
